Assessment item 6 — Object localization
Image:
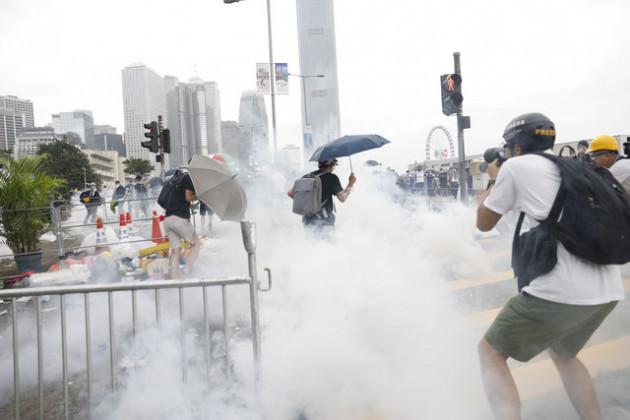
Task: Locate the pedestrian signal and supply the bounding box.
[440,74,463,116]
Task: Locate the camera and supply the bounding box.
[483,145,508,164]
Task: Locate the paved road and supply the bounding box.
[465,230,630,419]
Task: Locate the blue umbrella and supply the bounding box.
[309,134,391,171]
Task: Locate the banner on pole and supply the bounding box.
[275,63,288,95]
[256,63,271,94]
[303,126,313,149]
[256,63,289,95]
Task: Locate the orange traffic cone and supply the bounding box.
[152,211,168,243]
[126,212,135,237]
[95,218,109,254]
[118,213,129,240]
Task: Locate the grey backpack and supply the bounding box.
[292,172,327,217]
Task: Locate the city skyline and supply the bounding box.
[2,0,630,170]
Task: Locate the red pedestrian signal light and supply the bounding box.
[141,121,159,153]
[440,74,463,116]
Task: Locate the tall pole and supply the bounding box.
[301,78,308,126]
[158,115,165,180]
[266,0,278,159]
[454,52,468,204]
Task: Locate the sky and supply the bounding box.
[2,0,630,171]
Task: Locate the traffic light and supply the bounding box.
[440,74,463,116]
[141,121,159,153]
[162,129,171,153]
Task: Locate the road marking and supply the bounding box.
[513,335,630,400]
[485,249,511,258]
[476,238,499,244]
[463,279,630,329]
[446,270,514,291]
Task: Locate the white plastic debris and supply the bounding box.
[29,264,91,286]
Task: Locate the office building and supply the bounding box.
[84,149,125,188]
[51,110,95,146]
[94,125,117,135]
[163,75,223,168]
[238,91,269,167]
[121,63,167,172]
[221,121,241,161]
[16,127,61,157]
[0,108,24,154]
[295,0,342,161]
[0,95,35,127]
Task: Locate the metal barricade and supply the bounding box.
[0,221,272,420]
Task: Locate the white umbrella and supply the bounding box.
[187,155,247,222]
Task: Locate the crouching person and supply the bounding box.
[162,171,200,279]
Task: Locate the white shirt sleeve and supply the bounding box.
[483,162,517,216]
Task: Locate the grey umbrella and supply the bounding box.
[187,155,247,222]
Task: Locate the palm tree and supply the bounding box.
[0,155,65,256]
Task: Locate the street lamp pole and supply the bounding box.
[266,0,278,159]
[288,73,324,128]
[224,0,278,160]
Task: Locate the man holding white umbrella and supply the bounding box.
[162,170,200,279]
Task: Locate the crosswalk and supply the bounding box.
[463,235,630,412]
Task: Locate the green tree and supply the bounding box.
[37,140,100,195]
[0,149,14,162]
[123,158,154,178]
[0,155,65,253]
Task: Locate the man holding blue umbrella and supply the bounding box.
[287,158,357,234]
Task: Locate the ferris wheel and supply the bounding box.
[425,126,455,161]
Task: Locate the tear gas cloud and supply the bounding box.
[0,162,498,419]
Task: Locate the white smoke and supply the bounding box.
[0,163,495,419]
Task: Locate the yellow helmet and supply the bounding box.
[588,135,619,153]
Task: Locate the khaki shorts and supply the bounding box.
[485,292,617,362]
[162,215,198,250]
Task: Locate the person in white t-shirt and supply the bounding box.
[476,113,624,420]
[587,134,630,195]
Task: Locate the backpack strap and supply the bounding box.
[532,152,566,223]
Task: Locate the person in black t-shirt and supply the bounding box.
[287,158,357,234]
[162,172,200,279]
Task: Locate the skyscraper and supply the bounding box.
[163,75,223,168]
[51,110,94,146]
[239,91,269,167]
[121,63,166,169]
[295,0,342,161]
[0,95,35,127]
[0,108,24,153]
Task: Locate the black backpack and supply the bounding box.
[513,153,630,286]
[158,171,186,211]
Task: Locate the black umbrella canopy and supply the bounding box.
[309,134,391,162]
[364,159,380,167]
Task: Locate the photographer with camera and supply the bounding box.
[476,113,623,419]
[587,134,630,194]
